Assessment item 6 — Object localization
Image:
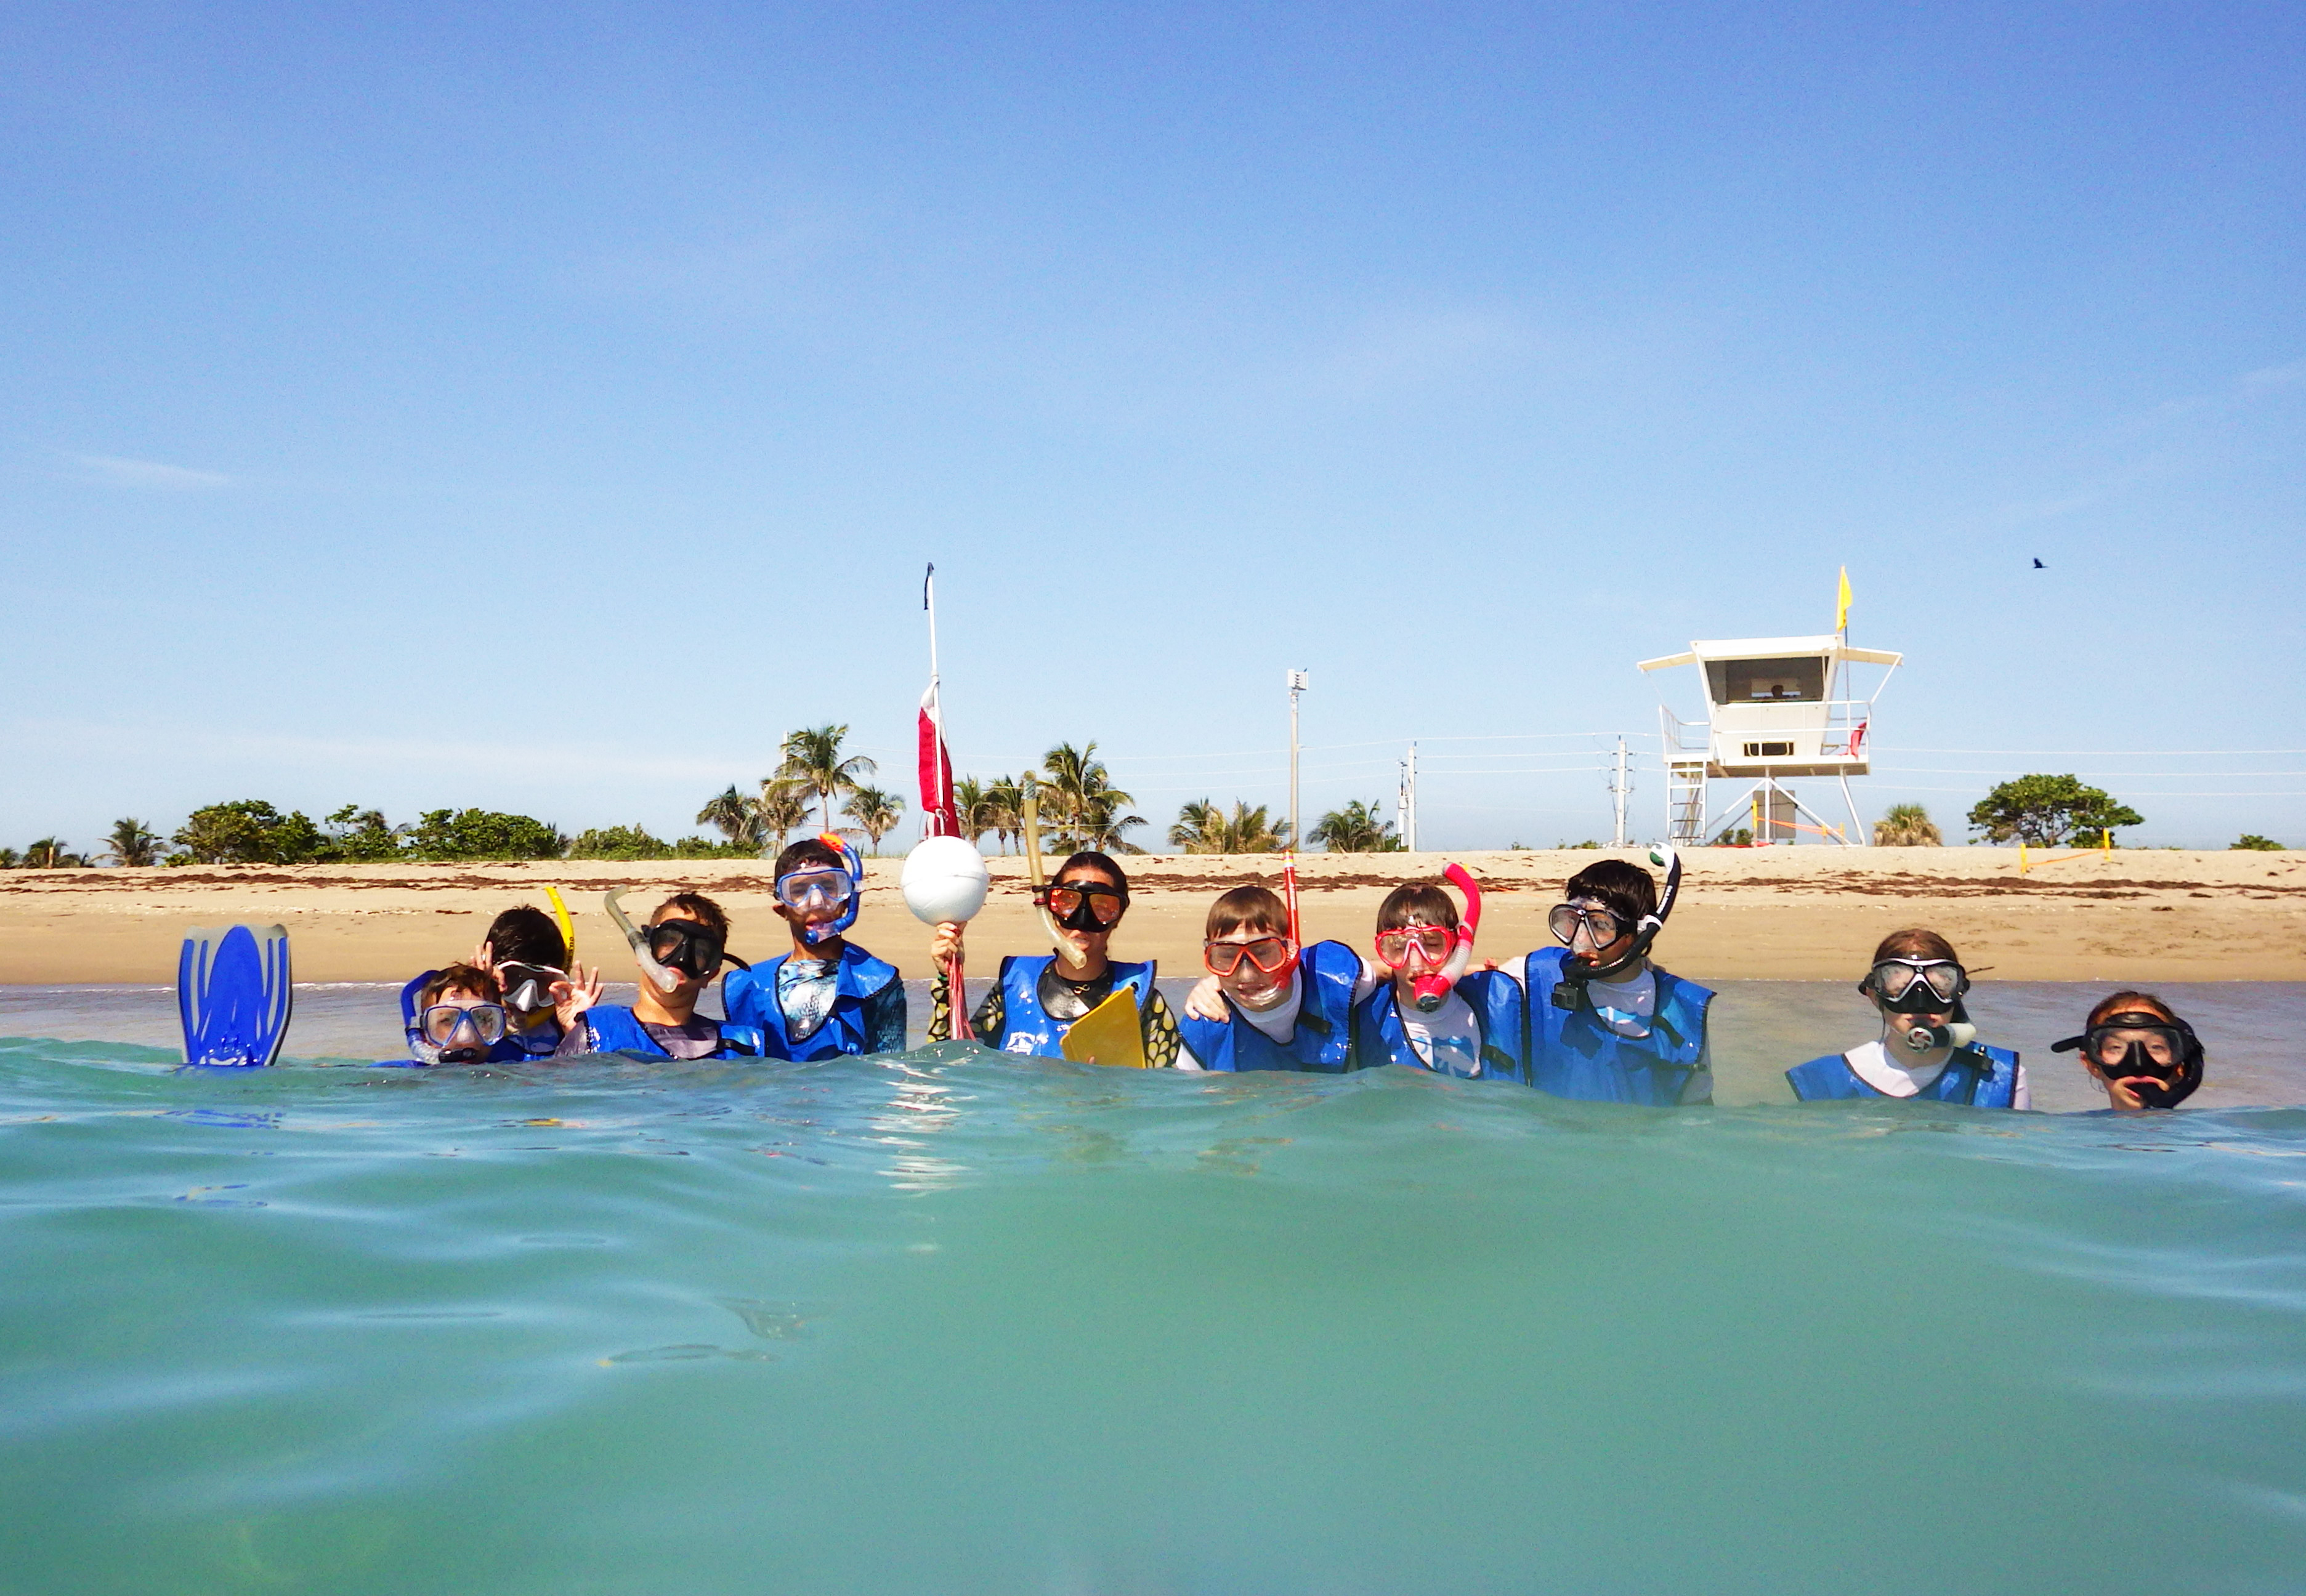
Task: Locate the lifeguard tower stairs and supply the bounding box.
[1638,632,1901,847]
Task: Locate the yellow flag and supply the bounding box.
[1835,566,1853,633]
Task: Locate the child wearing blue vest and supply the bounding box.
[1523,858,1714,1105]
[1176,885,1365,1072]
[924,850,1186,1065]
[722,837,907,1059]
[556,890,764,1060]
[1786,929,2026,1107]
[1351,879,1525,1081]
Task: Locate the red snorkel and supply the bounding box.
[1409,863,1483,1014]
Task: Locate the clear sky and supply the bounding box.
[3,2,2300,853]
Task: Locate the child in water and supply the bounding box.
[1176,884,1365,1072]
[722,836,907,1058]
[2053,991,2203,1110]
[1351,878,1525,1080]
[1786,929,2026,1106]
[469,903,588,1059]
[403,963,508,1065]
[557,891,763,1060]
[1521,858,1714,1105]
[924,850,1185,1066]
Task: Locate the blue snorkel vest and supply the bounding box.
[722,944,902,1060]
[1521,947,1714,1105]
[1177,938,1360,1073]
[576,1004,765,1060]
[992,954,1156,1058]
[1786,1043,2022,1106]
[1350,969,1526,1082]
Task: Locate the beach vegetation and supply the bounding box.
[101,818,164,868]
[1169,799,1289,854]
[16,837,88,868]
[326,807,406,861]
[407,809,564,862]
[841,785,906,855]
[1967,775,2144,847]
[698,786,767,854]
[755,778,812,850]
[1308,799,1403,853]
[2232,834,2286,850]
[1872,803,1942,846]
[954,776,1024,852]
[777,725,878,833]
[171,800,322,864]
[1038,743,1146,853]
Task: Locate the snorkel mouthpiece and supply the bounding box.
[1410,863,1482,1014]
[1903,1020,1978,1054]
[604,887,681,993]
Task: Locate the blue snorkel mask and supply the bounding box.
[777,834,865,947]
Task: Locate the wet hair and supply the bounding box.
[2087,989,2179,1028]
[1377,882,1458,932]
[1054,851,1128,895]
[1872,928,1960,965]
[420,962,500,1008]
[1206,884,1289,940]
[1564,860,1657,927]
[653,892,729,938]
[774,837,845,877]
[485,905,566,969]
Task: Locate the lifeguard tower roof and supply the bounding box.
[1639,634,1903,781]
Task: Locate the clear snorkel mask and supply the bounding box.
[405,1000,509,1065]
[1863,958,1977,1054]
[776,834,866,948]
[494,961,565,1020]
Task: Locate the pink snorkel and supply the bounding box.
[1410,863,1483,1013]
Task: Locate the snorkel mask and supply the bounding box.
[1551,847,1680,1012]
[1373,863,1481,1015]
[1861,957,1978,1054]
[603,888,748,992]
[777,834,865,948]
[494,961,565,1020]
[2053,1010,2204,1108]
[406,1000,508,1065]
[1038,878,1129,934]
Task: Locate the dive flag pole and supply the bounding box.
[917,563,971,1036]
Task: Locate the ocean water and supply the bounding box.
[4,985,2305,1593]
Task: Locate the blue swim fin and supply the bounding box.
[178,924,294,1068]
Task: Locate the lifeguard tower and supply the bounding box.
[1638,582,1901,846]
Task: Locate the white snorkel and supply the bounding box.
[604,886,681,994]
[1021,789,1070,956]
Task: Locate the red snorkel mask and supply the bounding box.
[1372,863,1483,1014]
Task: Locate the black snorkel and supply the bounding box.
[1552,846,1682,1013]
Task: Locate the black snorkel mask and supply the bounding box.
[2052,1011,2205,1108]
[645,919,736,980]
[1552,847,1681,1012]
[1862,958,1978,1054]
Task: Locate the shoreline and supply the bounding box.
[2,848,2300,985]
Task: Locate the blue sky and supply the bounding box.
[2,2,2300,852]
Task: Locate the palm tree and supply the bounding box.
[756,777,811,849]
[1309,799,1400,853]
[1170,799,1289,854]
[102,818,163,868]
[841,785,905,855]
[953,776,991,845]
[982,775,1026,854]
[0,847,17,868]
[777,725,878,832]
[20,837,86,868]
[1038,741,1141,852]
[696,785,764,852]
[1874,802,1943,847]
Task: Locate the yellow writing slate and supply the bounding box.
[1059,989,1149,1069]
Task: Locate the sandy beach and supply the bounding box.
[1,847,2299,985]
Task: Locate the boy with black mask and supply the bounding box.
[556,890,763,1060]
[1522,857,1715,1105]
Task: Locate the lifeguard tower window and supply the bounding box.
[1707,657,1826,704]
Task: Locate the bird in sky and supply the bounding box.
[2032,558,2046,569]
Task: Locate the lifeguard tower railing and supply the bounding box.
[1659,700,1879,845]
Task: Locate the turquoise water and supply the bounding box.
[5,988,2306,1592]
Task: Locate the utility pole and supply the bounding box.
[1287,669,1308,853]
[1397,742,1418,853]
[1611,735,1629,848]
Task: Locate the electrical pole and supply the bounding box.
[1611,735,1629,847]
[1287,669,1308,853]
[1398,741,1418,853]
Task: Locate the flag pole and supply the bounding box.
[924,564,944,822]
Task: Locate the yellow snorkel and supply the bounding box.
[544,885,575,968]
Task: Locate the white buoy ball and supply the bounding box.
[900,835,991,926]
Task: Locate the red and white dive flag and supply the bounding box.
[917,679,960,839]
